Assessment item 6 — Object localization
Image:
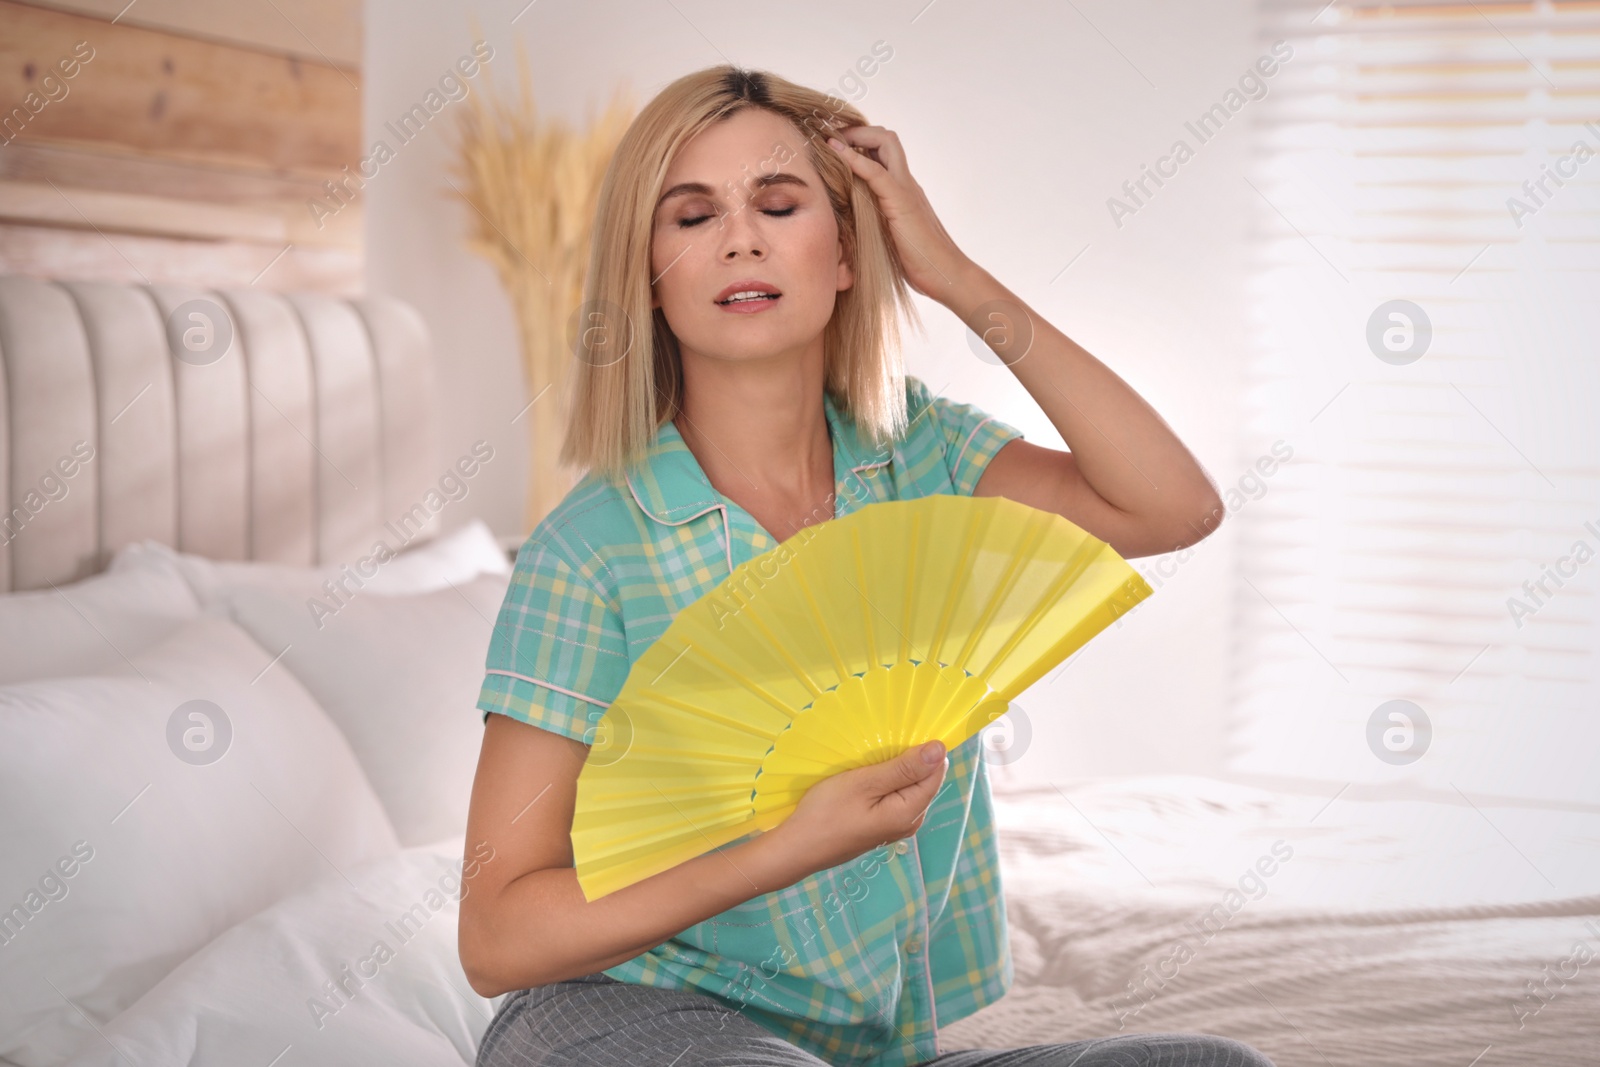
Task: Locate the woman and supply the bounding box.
[462,65,1270,1067]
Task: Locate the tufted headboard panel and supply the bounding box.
[0,275,440,593]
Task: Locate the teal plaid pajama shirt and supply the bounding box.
[477,374,1027,1067]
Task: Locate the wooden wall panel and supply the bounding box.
[0,222,362,295]
[0,177,362,246]
[0,139,331,204]
[0,0,362,293]
[11,0,362,69]
[0,0,358,172]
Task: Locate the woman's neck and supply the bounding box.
[673,352,838,542]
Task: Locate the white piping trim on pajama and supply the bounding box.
[910,833,942,1054]
[951,417,998,489]
[484,669,610,708]
[622,473,733,571]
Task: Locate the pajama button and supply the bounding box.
[893,841,910,856]
[904,936,922,955]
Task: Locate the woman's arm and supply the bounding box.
[458,713,948,997]
[457,714,800,996]
[826,128,1225,560]
[951,261,1222,560]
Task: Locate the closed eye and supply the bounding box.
[677,205,798,230]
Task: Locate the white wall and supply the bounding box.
[364,0,1264,783]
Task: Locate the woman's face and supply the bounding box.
[650,108,852,366]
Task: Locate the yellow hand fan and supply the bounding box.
[571,493,1153,900]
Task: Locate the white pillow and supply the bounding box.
[374,520,510,594]
[222,573,509,848]
[0,559,200,685]
[0,616,401,1067]
[61,838,496,1067]
[117,519,511,607]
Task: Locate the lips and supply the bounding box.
[714,279,783,305]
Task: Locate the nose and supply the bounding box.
[716,201,766,260]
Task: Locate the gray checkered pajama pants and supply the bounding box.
[474,973,1277,1067]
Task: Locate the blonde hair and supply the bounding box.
[559,64,923,483]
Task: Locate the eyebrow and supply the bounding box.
[656,171,810,208]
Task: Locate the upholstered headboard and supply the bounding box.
[0,275,440,593]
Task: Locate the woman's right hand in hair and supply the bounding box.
[771,740,949,874]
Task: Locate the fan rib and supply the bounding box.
[981,539,1123,692]
[788,555,852,683]
[951,510,1054,669]
[660,642,802,720]
[898,511,922,664]
[734,601,830,702]
[628,688,776,744]
[851,528,879,667]
[991,572,1149,703]
[927,499,990,665]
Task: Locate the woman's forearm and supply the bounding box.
[466,823,813,997]
[943,260,1223,526]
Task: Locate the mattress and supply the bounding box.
[940,774,1600,1067]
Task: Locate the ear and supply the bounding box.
[836,235,855,294]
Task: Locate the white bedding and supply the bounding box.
[61,839,497,1067]
[0,526,512,1066]
[59,774,1600,1067]
[942,774,1600,1067]
[0,616,402,1066]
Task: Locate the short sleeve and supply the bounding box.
[477,538,632,744]
[909,376,1024,497]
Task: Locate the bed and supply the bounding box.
[2,275,1595,1067]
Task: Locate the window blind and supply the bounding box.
[1231,0,1600,804]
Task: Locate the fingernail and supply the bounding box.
[920,740,945,764]
[827,136,846,152]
